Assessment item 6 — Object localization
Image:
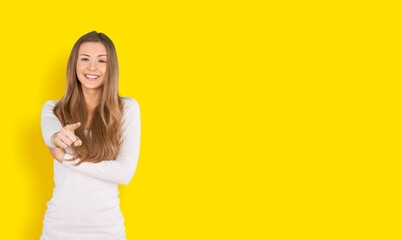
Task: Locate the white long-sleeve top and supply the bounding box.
[40,97,141,240]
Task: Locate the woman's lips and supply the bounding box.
[84,74,99,80]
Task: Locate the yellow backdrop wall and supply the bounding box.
[0,0,399,239]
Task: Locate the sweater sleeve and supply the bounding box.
[62,98,141,185]
[41,100,61,148]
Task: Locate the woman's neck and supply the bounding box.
[82,89,101,116]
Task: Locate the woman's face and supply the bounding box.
[76,42,107,93]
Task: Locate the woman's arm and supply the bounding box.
[41,100,62,148]
[41,100,81,157]
[41,98,141,185]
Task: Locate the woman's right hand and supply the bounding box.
[50,122,83,148]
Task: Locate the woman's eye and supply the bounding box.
[98,59,107,63]
[81,58,90,61]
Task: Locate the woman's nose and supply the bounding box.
[88,61,97,71]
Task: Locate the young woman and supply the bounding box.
[40,31,141,240]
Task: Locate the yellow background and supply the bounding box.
[0,0,399,239]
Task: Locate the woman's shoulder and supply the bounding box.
[121,97,139,110]
[120,97,140,122]
[42,100,59,110]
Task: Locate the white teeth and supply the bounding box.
[85,74,99,79]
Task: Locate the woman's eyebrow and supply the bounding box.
[79,54,107,57]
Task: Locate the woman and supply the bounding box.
[40,31,141,240]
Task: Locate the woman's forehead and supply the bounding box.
[78,42,107,55]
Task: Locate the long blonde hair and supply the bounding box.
[54,31,123,165]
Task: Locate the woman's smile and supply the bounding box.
[84,74,100,80]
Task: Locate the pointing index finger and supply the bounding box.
[66,122,81,131]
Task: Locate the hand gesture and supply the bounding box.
[50,122,83,148]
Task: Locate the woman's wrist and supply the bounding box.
[50,132,59,148]
[48,147,65,163]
